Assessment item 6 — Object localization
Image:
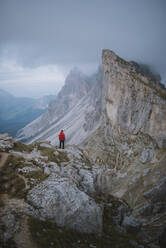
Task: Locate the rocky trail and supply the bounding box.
[0,152,9,202]
[0,150,38,248]
[14,216,38,248]
[0,152,9,169]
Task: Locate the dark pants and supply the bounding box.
[59,140,64,149]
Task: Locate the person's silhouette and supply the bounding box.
[59,130,65,149]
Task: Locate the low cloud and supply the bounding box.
[0,0,165,94]
[0,59,66,98]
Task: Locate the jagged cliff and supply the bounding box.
[102,50,166,147]
[84,50,166,247]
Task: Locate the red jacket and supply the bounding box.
[59,131,65,141]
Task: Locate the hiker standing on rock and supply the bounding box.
[59,130,65,149]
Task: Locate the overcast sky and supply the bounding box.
[0,0,165,98]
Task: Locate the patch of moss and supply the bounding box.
[13,142,35,153]
[24,170,48,182]
[0,238,17,248]
[0,198,5,208]
[97,194,150,248]
[102,205,148,248]
[116,56,130,66]
[29,217,101,248]
[58,151,70,163]
[4,155,49,190]
[0,155,27,198]
[38,146,69,165]
[38,147,58,162]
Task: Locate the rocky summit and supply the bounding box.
[0,50,166,248]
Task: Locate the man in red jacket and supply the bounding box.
[59,130,66,149]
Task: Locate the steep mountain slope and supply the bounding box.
[16,67,102,145]
[0,89,54,136]
[84,50,166,247]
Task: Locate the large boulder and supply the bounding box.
[122,215,142,235]
[0,208,20,243]
[27,175,103,234]
[0,133,15,151]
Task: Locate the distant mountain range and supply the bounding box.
[0,89,56,136]
[16,67,102,144]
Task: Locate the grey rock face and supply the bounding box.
[122,215,142,234]
[0,208,20,242]
[0,133,15,151]
[142,168,151,177]
[78,169,95,195]
[84,50,166,246]
[144,177,166,203]
[27,175,103,233]
[102,49,166,148]
[140,148,155,164]
[159,227,166,248]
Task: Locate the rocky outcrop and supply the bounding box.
[27,175,103,233]
[0,133,15,151]
[0,137,147,248]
